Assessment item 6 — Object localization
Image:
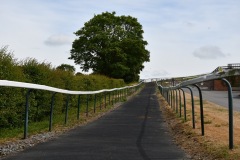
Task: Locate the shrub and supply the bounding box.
[0,47,127,129]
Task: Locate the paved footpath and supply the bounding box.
[5,82,187,160]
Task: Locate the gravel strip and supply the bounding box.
[0,132,59,158]
[0,102,124,159]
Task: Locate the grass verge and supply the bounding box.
[0,92,130,143]
[157,90,240,160]
[0,85,143,144]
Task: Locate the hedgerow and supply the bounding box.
[0,47,125,129]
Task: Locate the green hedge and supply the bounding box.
[0,47,125,129]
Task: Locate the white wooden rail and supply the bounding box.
[0,80,142,94]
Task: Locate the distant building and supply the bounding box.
[199,63,240,91]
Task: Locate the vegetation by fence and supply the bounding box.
[0,80,143,139]
[0,47,144,139]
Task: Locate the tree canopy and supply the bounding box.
[56,64,76,73]
[69,12,150,82]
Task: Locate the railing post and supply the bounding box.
[163,88,165,100]
[222,78,234,149]
[122,89,123,99]
[94,94,96,113]
[116,90,118,102]
[118,90,120,101]
[24,89,32,139]
[159,86,162,95]
[104,92,107,108]
[185,86,195,129]
[167,90,170,104]
[108,92,110,105]
[192,84,204,136]
[172,89,175,110]
[120,89,122,100]
[77,95,81,120]
[100,93,102,110]
[185,87,195,129]
[184,86,195,129]
[125,88,127,99]
[166,89,168,101]
[176,90,178,114]
[86,94,89,116]
[166,89,168,103]
[180,88,187,122]
[49,92,56,132]
[65,94,70,124]
[120,89,123,101]
[124,88,127,99]
[178,89,182,117]
[172,90,175,110]
[112,91,114,105]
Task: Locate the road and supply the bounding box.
[183,88,240,111]
[4,83,187,160]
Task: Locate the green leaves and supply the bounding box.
[0,47,125,129]
[70,11,150,82]
[56,64,76,73]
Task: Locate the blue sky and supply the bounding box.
[1,0,240,79]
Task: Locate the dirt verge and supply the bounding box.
[157,91,240,160]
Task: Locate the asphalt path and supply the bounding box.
[183,88,240,111]
[4,82,187,160]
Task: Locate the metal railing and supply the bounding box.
[212,63,240,73]
[157,68,240,149]
[0,80,144,139]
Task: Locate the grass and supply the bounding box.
[204,119,212,124]
[0,85,143,144]
[204,143,229,159]
[157,90,240,159]
[0,95,124,143]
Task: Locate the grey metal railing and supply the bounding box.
[157,68,240,149]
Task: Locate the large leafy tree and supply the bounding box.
[56,64,76,74]
[69,12,150,82]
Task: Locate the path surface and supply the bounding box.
[5,83,187,160]
[183,88,240,111]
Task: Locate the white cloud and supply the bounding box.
[1,0,240,78]
[44,34,73,46]
[193,45,229,60]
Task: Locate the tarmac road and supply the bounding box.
[183,87,240,111]
[4,82,187,160]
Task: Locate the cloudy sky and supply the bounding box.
[1,0,240,79]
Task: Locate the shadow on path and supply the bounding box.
[136,88,151,160]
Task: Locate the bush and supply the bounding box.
[0,47,26,128]
[0,47,127,129]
